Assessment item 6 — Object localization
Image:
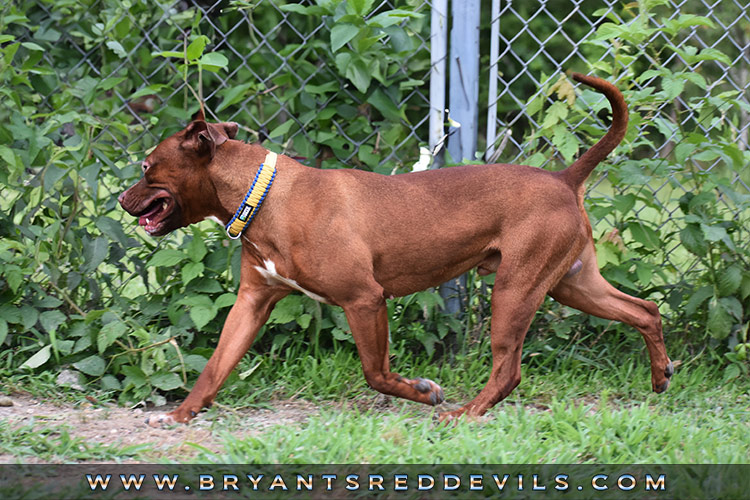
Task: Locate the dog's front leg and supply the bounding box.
[145,284,287,427]
[344,296,445,406]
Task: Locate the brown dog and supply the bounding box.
[119,73,672,426]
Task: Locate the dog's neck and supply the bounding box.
[208,141,273,225]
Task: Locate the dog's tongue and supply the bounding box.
[138,202,164,227]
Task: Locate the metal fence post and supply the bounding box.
[486,0,501,162]
[429,0,448,169]
[439,0,481,315]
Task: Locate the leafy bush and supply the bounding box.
[0,0,747,404]
[0,0,446,405]
[521,0,750,379]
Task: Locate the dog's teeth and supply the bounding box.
[146,218,151,224]
[162,200,167,210]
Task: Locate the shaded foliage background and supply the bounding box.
[0,0,748,404]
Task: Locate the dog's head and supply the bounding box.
[118,110,239,236]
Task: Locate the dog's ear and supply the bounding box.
[183,120,237,158]
[220,122,239,139]
[191,108,206,122]
[183,120,219,158]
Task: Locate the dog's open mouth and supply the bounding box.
[137,192,175,235]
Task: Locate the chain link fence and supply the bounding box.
[6,0,749,325]
[484,0,749,319]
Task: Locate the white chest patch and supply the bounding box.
[255,259,329,303]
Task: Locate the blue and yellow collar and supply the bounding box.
[225,151,277,239]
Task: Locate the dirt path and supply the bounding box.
[0,393,320,463]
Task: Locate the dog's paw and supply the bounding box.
[435,408,465,425]
[144,412,178,428]
[410,377,445,405]
[652,360,675,394]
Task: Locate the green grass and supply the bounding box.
[0,421,149,463]
[3,340,748,464]
[196,361,749,464]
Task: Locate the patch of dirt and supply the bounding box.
[0,393,319,464]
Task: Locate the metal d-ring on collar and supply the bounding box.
[225,151,278,240]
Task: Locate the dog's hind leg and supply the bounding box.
[549,244,673,393]
[438,266,551,422]
[343,294,445,406]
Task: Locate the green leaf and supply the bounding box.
[367,88,404,122]
[106,40,127,58]
[707,298,733,339]
[0,146,18,171]
[685,286,714,316]
[526,93,545,117]
[345,57,371,94]
[540,101,568,129]
[701,223,727,242]
[20,306,39,330]
[723,363,741,382]
[101,375,121,391]
[184,354,207,373]
[679,224,707,255]
[721,296,743,321]
[279,4,325,15]
[21,345,52,369]
[83,236,109,272]
[368,10,418,28]
[40,310,67,334]
[74,354,106,377]
[297,313,312,329]
[21,41,44,51]
[268,120,295,139]
[347,0,375,16]
[186,35,209,61]
[304,81,339,96]
[148,249,188,267]
[215,293,237,309]
[182,261,204,285]
[44,164,69,191]
[331,23,360,52]
[627,222,661,249]
[151,372,182,391]
[98,321,127,353]
[152,50,185,59]
[635,261,653,286]
[552,127,578,163]
[662,14,716,35]
[696,48,732,65]
[199,52,228,71]
[130,84,168,100]
[122,365,147,387]
[595,241,621,268]
[718,264,743,296]
[332,328,351,342]
[187,231,208,262]
[217,83,255,112]
[190,303,218,330]
[98,76,127,92]
[612,194,637,214]
[0,319,7,346]
[96,216,129,247]
[268,296,304,324]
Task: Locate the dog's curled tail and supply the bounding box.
[562,73,629,188]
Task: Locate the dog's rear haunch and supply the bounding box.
[119,73,672,427]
